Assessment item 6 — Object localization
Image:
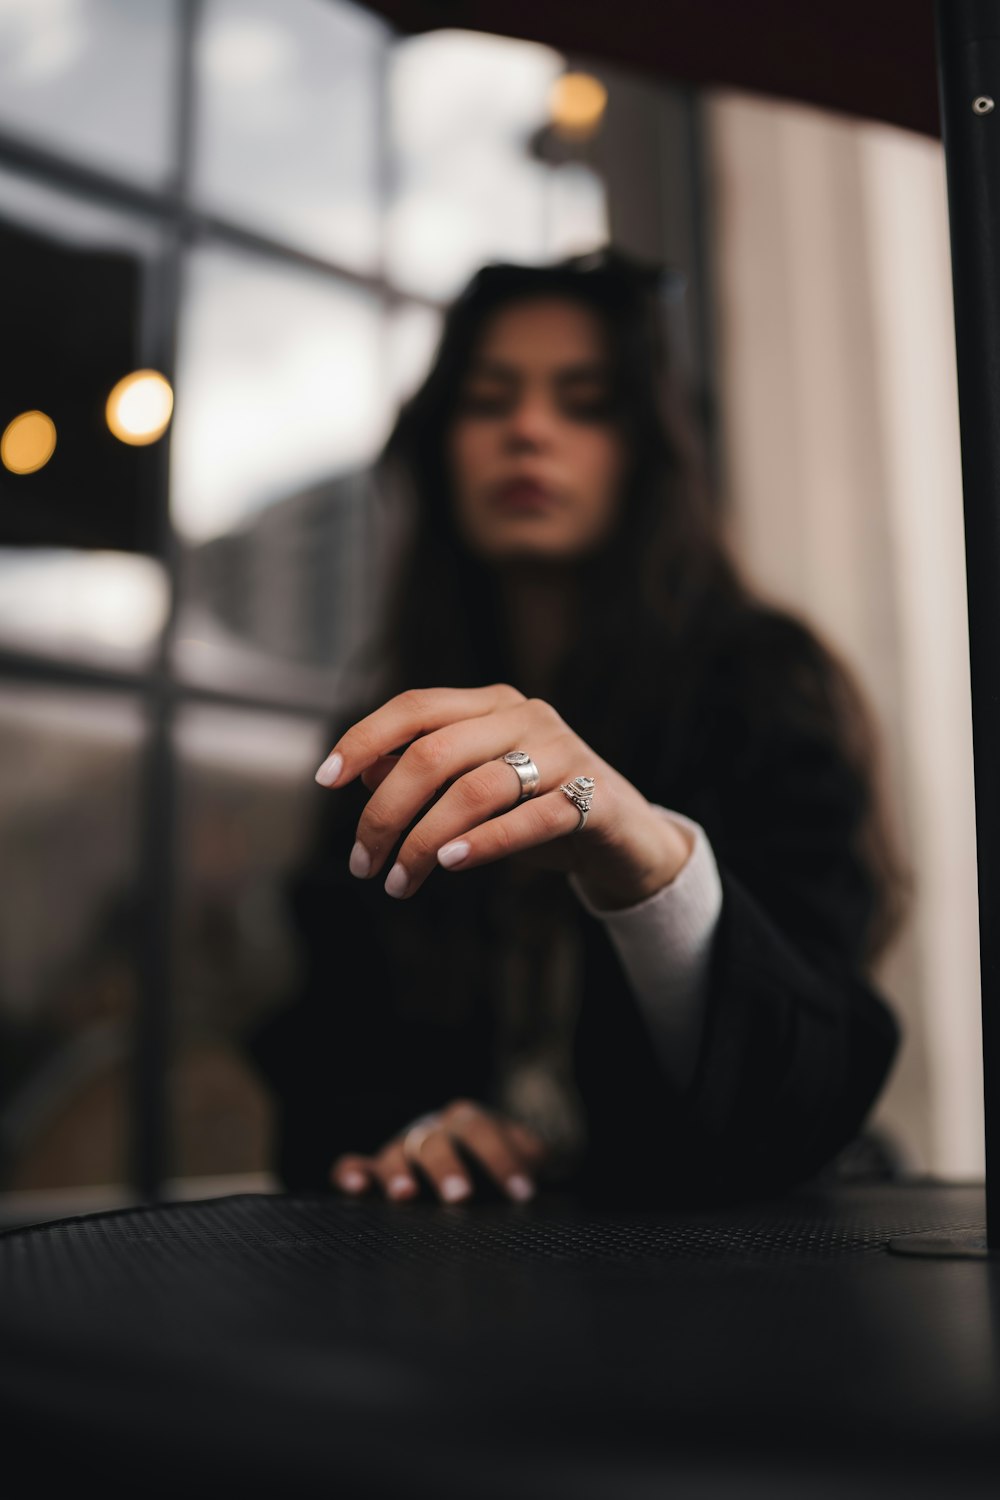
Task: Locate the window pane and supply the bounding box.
[193,0,386,270]
[171,244,387,697]
[387,31,565,300]
[546,162,609,259]
[0,0,179,185]
[0,683,144,1195]
[386,300,442,407]
[170,703,326,1182]
[0,550,168,668]
[0,167,169,664]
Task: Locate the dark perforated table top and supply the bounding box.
[2,1182,998,1497]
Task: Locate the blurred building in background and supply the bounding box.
[0,0,976,1217]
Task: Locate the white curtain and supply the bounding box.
[706,93,982,1177]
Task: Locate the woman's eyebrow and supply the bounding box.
[555,362,611,385]
[465,359,518,382]
[466,360,611,383]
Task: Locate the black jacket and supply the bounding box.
[247,605,900,1207]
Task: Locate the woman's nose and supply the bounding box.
[504,396,556,448]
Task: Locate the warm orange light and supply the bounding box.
[106,369,174,446]
[549,72,608,141]
[1,410,57,474]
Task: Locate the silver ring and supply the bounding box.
[559,775,596,832]
[501,749,541,802]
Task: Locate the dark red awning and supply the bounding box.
[363,0,940,136]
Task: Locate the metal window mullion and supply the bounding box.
[0,646,343,720]
[0,132,441,312]
[128,0,202,1202]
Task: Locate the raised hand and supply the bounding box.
[315,683,691,911]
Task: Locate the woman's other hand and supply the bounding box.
[314,683,692,911]
[329,1098,549,1204]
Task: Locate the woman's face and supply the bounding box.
[446,296,627,564]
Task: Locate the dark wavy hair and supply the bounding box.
[350,247,911,965]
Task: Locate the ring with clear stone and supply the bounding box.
[500,749,541,802]
[559,775,596,832]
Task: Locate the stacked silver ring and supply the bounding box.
[502,749,541,802]
[559,775,596,831]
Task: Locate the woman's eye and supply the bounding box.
[565,398,614,422]
[458,391,510,416]
[456,388,614,421]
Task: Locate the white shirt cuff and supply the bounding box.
[567,807,723,1092]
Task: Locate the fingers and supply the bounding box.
[381,754,572,899]
[368,1138,422,1200]
[403,1101,545,1203]
[330,1143,420,1201]
[442,1107,539,1201]
[360,754,400,793]
[444,785,594,871]
[314,686,599,900]
[330,1102,549,1205]
[316,684,526,788]
[405,1117,477,1203]
[348,702,553,894]
[329,1153,375,1195]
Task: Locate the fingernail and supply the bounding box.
[315,751,343,787]
[388,1174,417,1199]
[339,1169,367,1192]
[438,840,470,869]
[441,1175,470,1202]
[506,1174,535,1202]
[384,862,409,898]
[349,841,371,878]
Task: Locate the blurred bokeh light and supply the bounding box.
[1,410,57,475]
[105,370,174,447]
[549,72,608,141]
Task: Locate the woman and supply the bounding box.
[248,248,909,1209]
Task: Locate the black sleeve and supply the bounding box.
[684,736,900,1199]
[575,613,902,1206]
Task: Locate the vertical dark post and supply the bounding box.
[129,0,200,1201]
[936,0,1000,1247]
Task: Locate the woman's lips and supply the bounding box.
[491,480,558,513]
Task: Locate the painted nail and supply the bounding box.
[388,1174,417,1199]
[384,862,409,898]
[441,1175,471,1202]
[349,841,371,878]
[315,751,343,787]
[339,1169,367,1192]
[438,840,471,869]
[506,1174,535,1202]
